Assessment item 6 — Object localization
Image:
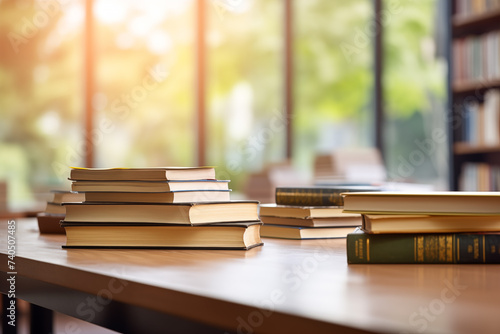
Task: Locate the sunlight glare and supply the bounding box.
[94,0,127,24]
[147,31,172,54]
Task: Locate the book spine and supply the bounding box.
[347,232,500,264]
[275,188,345,206]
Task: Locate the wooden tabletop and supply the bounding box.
[1,219,500,334]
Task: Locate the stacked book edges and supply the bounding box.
[342,192,500,264]
[60,167,263,250]
[37,190,85,234]
[258,185,378,239]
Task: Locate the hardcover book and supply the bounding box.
[71,180,229,193]
[63,201,259,225]
[260,215,361,228]
[37,213,65,234]
[275,186,380,207]
[62,221,263,249]
[261,224,356,240]
[361,214,500,234]
[259,203,354,218]
[83,190,231,203]
[69,166,217,181]
[347,228,500,264]
[342,191,500,215]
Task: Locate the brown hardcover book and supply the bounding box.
[275,186,380,207]
[84,190,231,203]
[261,224,356,240]
[37,213,65,234]
[70,167,216,181]
[63,201,259,225]
[71,180,229,193]
[342,191,500,215]
[259,203,359,218]
[61,221,263,249]
[260,215,361,228]
[361,214,500,234]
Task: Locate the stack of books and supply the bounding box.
[61,167,263,250]
[258,186,378,239]
[344,192,500,264]
[37,190,85,234]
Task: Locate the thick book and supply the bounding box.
[84,190,231,203]
[45,202,66,215]
[71,180,229,193]
[69,166,216,181]
[63,201,259,225]
[50,190,85,204]
[347,228,500,264]
[260,215,361,228]
[261,224,356,240]
[61,221,263,249]
[259,203,357,218]
[361,214,500,234]
[37,213,65,234]
[275,186,380,207]
[342,191,500,215]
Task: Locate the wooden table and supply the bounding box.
[1,218,500,334]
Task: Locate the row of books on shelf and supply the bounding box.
[455,89,500,145]
[459,162,500,191]
[453,31,500,84]
[455,0,500,19]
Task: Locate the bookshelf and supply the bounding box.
[450,0,500,190]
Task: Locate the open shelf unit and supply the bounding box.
[450,1,500,190]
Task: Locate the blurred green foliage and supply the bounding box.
[0,0,446,207]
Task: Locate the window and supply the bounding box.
[93,0,196,168]
[382,0,448,189]
[206,0,284,190]
[294,0,374,175]
[0,0,84,209]
[0,0,450,210]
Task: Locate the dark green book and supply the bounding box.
[347,228,500,264]
[275,186,380,207]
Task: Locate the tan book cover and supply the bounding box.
[63,201,259,225]
[70,167,216,181]
[62,221,262,249]
[342,191,500,215]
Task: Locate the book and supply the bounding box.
[259,203,351,218]
[361,214,500,234]
[45,202,66,215]
[260,215,361,228]
[261,224,356,240]
[50,190,85,204]
[69,166,216,181]
[342,191,500,215]
[83,190,231,203]
[37,213,65,234]
[275,186,380,207]
[61,221,263,249]
[346,228,500,264]
[71,180,229,193]
[63,201,259,225]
